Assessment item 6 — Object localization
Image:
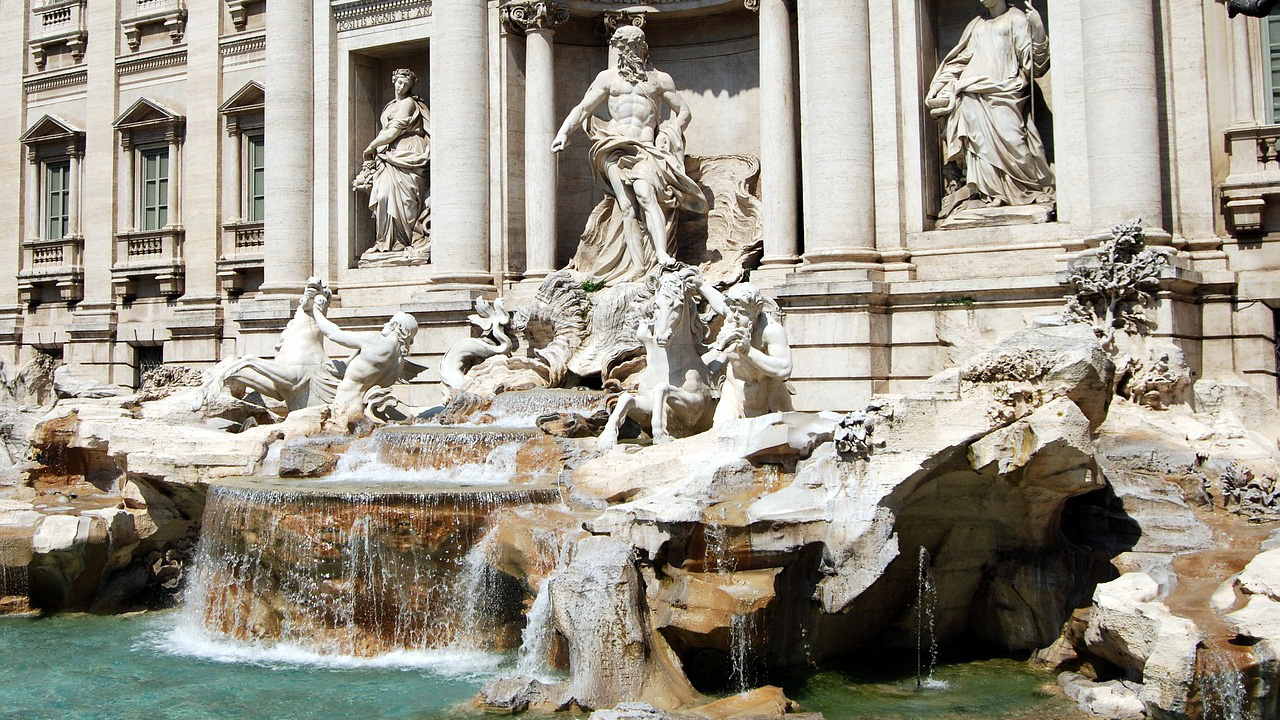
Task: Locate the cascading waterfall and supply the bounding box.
[916,546,941,691]
[174,480,558,660]
[330,426,555,486]
[481,389,612,428]
[703,518,758,692]
[1199,649,1247,720]
[515,576,557,679]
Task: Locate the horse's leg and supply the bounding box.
[228,359,302,406]
[598,392,636,451]
[650,383,674,443]
[194,356,257,410]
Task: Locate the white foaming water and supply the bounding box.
[150,620,505,677]
[515,576,557,680]
[329,436,528,485]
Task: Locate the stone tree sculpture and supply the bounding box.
[552,24,709,283]
[352,68,432,267]
[925,0,1054,227]
[1064,219,1168,348]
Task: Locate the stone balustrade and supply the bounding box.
[216,221,265,293]
[112,228,185,298]
[18,236,84,303]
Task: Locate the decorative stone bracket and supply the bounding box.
[121,0,188,51]
[1220,124,1280,236]
[29,0,88,70]
[227,0,262,31]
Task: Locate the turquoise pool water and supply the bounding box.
[0,612,1080,720]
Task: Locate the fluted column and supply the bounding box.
[1231,15,1257,126]
[797,0,877,270]
[431,0,493,286]
[1080,0,1165,236]
[68,148,82,237]
[754,0,800,269]
[24,152,39,241]
[166,132,181,227]
[261,0,313,294]
[504,1,569,280]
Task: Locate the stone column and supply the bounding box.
[68,148,81,237]
[1080,0,1164,236]
[1231,16,1257,125]
[166,132,181,227]
[753,0,800,270]
[796,0,877,271]
[24,152,39,241]
[121,140,136,231]
[229,132,243,221]
[260,0,313,294]
[431,0,493,287]
[504,1,569,281]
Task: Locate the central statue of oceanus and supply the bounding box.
[552,24,708,284]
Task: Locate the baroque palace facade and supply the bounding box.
[3,0,1280,410]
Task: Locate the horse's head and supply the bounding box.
[651,266,700,348]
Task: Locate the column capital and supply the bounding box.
[502,0,569,35]
[745,0,795,12]
[601,10,645,36]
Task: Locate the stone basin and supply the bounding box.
[187,477,562,657]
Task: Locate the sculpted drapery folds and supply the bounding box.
[354,68,432,263]
[926,0,1054,222]
[553,25,709,284]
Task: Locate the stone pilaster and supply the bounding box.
[261,0,314,295]
[430,0,494,288]
[503,1,569,280]
[796,0,878,273]
[753,0,800,272]
[1080,0,1166,239]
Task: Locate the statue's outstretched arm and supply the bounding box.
[311,305,377,350]
[552,73,610,152]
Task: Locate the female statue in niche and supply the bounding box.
[352,68,431,266]
[925,0,1054,227]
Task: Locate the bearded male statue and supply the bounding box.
[552,25,708,284]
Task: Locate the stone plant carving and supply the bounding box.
[834,403,891,461]
[1065,219,1168,347]
[552,24,709,284]
[195,278,339,414]
[925,0,1054,227]
[1218,463,1280,515]
[353,68,432,267]
[960,348,1050,384]
[1117,344,1190,411]
[598,265,717,449]
[440,298,514,396]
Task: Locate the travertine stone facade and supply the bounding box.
[1,0,1278,408]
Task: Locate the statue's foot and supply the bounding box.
[598,430,619,451]
[653,433,673,445]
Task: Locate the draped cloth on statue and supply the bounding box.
[569,116,708,285]
[932,8,1053,209]
[368,97,432,253]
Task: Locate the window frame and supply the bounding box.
[138,145,170,232]
[43,160,71,240]
[246,133,265,223]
